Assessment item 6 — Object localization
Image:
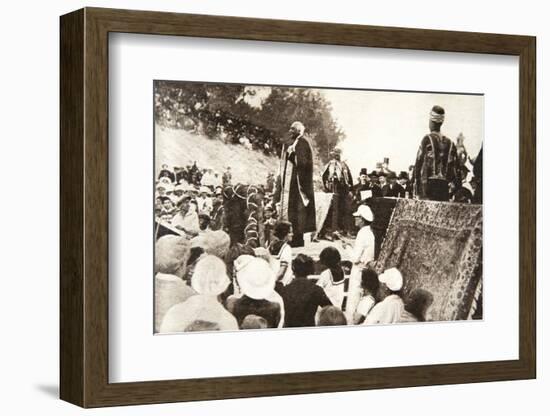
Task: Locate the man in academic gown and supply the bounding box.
[274,121,316,247]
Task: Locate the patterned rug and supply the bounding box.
[375,199,483,321]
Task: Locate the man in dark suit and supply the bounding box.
[367,171,383,198]
[274,121,316,247]
[382,172,406,197]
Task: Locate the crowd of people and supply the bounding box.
[155,209,433,333]
[155,162,279,239]
[154,104,481,333]
[155,91,283,156]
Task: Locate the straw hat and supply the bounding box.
[235,256,276,300]
[191,255,230,296]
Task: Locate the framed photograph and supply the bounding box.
[60,7,536,408]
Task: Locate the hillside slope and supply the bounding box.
[155,125,279,185]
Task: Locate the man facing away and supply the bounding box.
[413,105,459,201]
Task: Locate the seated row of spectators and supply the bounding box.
[155,91,283,156]
[155,224,434,333]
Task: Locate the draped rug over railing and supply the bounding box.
[375,199,483,321]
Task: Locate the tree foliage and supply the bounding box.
[155,81,345,163]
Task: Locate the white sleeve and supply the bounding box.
[281,245,293,264]
[316,270,329,288]
[356,296,375,317]
[349,231,366,264]
[364,303,382,324]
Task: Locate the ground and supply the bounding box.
[155,125,279,185]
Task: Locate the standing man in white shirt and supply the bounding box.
[341,205,376,322]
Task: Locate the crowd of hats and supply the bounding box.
[154,226,416,333]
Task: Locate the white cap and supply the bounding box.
[199,186,212,195]
[379,267,403,291]
[352,205,374,222]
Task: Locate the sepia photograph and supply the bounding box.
[153,81,483,334]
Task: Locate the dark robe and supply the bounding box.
[321,159,354,233]
[472,146,483,204]
[413,132,459,201]
[274,136,316,243]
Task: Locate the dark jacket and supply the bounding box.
[280,278,332,327]
[230,295,281,328]
[382,183,406,198]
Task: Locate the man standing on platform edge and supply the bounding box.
[413,105,459,201]
[274,121,316,247]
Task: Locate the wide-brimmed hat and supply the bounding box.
[368,170,379,178]
[191,255,230,296]
[191,230,231,259]
[155,235,191,276]
[352,205,374,222]
[387,171,397,180]
[379,267,403,291]
[235,256,276,300]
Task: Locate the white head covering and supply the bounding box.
[155,235,191,276]
[199,186,212,195]
[191,255,230,296]
[379,267,404,291]
[235,256,276,300]
[191,230,231,259]
[352,205,374,222]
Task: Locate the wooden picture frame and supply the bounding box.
[60,7,536,408]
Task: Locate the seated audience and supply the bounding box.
[399,289,434,323]
[171,195,200,238]
[227,256,283,328]
[241,314,269,330]
[364,267,405,325]
[317,246,350,316]
[280,254,332,328]
[353,268,380,324]
[154,235,195,332]
[268,221,294,286]
[160,255,238,332]
[317,306,347,326]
